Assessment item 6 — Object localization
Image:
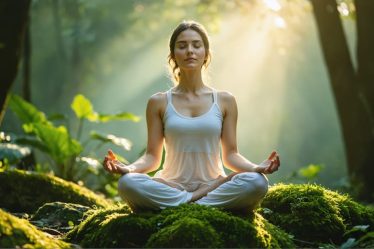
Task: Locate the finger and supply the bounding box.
[276,155,280,167]
[269,160,278,173]
[268,151,277,160]
[269,161,275,172]
[108,149,116,160]
[108,160,114,171]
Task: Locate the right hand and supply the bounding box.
[103,150,130,175]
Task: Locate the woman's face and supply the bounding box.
[173,29,207,71]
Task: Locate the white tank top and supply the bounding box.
[154,88,227,192]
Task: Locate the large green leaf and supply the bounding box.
[14,135,49,153]
[32,123,82,164]
[9,94,50,125]
[71,94,96,120]
[90,131,132,151]
[96,112,140,122]
[70,94,140,123]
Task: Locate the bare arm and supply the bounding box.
[103,93,166,175]
[220,92,280,174]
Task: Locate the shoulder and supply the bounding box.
[146,91,168,115]
[214,90,237,117]
[216,90,237,107]
[148,91,167,105]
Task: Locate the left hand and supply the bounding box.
[103,150,130,175]
[256,151,280,174]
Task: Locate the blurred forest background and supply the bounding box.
[1,0,373,202]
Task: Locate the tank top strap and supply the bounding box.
[166,89,172,104]
[212,89,218,104]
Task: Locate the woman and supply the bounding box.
[103,20,280,213]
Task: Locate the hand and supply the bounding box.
[256,151,280,174]
[103,149,130,175]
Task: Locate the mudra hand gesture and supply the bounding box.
[103,150,130,175]
[256,151,280,174]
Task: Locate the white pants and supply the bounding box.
[118,172,268,212]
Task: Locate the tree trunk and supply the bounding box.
[311,0,374,201]
[23,18,31,102]
[0,0,31,126]
[355,0,374,130]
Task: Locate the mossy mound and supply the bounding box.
[0,208,71,249]
[30,202,90,233]
[65,204,295,248]
[0,169,112,214]
[261,183,374,246]
[146,217,221,248]
[65,204,149,248]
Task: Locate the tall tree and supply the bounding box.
[311,0,374,201]
[0,0,31,126]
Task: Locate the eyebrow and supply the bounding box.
[176,40,202,44]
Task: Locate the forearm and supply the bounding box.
[223,152,260,173]
[124,153,160,174]
[189,178,226,203]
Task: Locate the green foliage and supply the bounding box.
[6,94,139,194]
[65,204,295,248]
[298,164,324,180]
[0,169,112,214]
[260,183,374,247]
[283,164,325,183]
[0,208,71,249]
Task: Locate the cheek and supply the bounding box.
[174,49,184,60]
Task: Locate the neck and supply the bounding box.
[177,69,205,92]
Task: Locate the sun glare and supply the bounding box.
[274,16,286,28]
[263,0,281,11]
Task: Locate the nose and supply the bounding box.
[186,44,193,54]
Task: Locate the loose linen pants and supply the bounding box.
[118,172,268,212]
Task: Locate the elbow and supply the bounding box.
[144,152,162,173]
[222,153,234,169]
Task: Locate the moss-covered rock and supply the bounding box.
[260,183,374,246]
[30,202,90,233]
[65,205,151,248]
[0,208,72,249]
[0,169,112,214]
[65,204,295,248]
[146,217,221,248]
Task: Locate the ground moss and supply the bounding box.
[260,183,374,246]
[30,202,90,233]
[0,169,112,214]
[0,208,71,249]
[65,203,295,248]
[65,204,152,248]
[146,217,221,248]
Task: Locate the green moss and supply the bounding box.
[260,183,374,246]
[65,204,152,248]
[30,202,90,233]
[146,217,221,248]
[0,208,71,249]
[65,204,295,248]
[0,169,112,214]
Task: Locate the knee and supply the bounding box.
[118,173,142,195]
[235,172,269,198]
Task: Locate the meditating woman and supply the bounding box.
[103,20,280,213]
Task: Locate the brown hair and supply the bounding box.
[168,20,211,84]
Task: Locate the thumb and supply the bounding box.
[267,151,276,160]
[108,149,117,160]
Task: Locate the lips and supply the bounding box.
[185,58,197,61]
